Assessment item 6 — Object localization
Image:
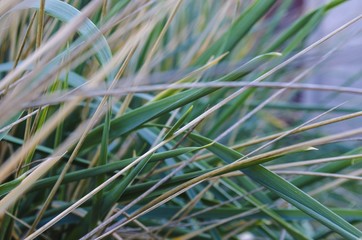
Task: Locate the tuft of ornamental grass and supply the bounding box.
[0,0,361,239]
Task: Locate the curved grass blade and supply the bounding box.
[189,134,362,240]
[10,0,113,72]
[0,0,113,139]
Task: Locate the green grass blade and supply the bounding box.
[81,53,280,150]
[69,154,153,239]
[194,0,276,65]
[0,147,202,198]
[189,134,362,239]
[291,147,362,189]
[246,166,362,240]
[146,207,362,222]
[188,144,308,239]
[265,0,346,52]
[164,105,193,140]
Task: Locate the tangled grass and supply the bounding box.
[0,0,361,239]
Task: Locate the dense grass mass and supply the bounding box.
[0,0,361,239]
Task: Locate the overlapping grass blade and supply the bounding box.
[1,1,359,239]
[189,134,362,239]
[81,52,280,150]
[194,0,276,65]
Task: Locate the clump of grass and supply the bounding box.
[0,0,361,239]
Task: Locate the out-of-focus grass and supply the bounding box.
[0,0,361,239]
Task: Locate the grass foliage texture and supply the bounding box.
[0,0,361,239]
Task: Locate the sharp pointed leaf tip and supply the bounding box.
[271,52,282,56]
[306,147,319,151]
